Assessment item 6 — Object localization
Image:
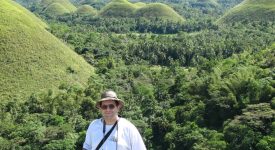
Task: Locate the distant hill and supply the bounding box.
[16,0,77,16]
[0,0,93,101]
[134,2,146,8]
[44,2,70,16]
[76,4,97,16]
[135,3,185,22]
[99,0,138,17]
[100,0,184,22]
[39,0,77,16]
[217,0,275,24]
[41,0,77,12]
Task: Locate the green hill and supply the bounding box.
[217,0,275,24]
[135,3,185,22]
[41,0,77,12]
[0,0,93,101]
[76,4,97,16]
[44,3,70,16]
[99,0,184,22]
[134,2,146,8]
[99,0,138,17]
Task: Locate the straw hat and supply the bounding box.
[96,90,124,109]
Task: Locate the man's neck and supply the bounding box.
[104,115,119,125]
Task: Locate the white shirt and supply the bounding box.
[83,118,146,150]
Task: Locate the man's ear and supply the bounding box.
[117,104,122,109]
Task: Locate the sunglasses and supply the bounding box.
[101,104,116,110]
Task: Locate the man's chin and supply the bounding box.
[104,114,114,118]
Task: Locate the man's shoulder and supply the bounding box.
[92,118,102,123]
[119,118,136,128]
[119,118,142,136]
[89,118,102,127]
[119,118,131,123]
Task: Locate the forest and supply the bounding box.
[0,0,274,149]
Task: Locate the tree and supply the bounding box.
[165,122,226,150]
[224,103,275,150]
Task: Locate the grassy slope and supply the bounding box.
[42,0,77,12]
[134,2,146,8]
[44,3,70,16]
[217,0,275,24]
[99,0,184,22]
[99,0,138,17]
[76,4,97,15]
[0,0,93,101]
[135,3,185,22]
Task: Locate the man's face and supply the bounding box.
[100,100,119,119]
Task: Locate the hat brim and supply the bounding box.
[96,98,124,109]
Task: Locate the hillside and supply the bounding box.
[134,2,146,8]
[44,2,70,16]
[99,0,184,22]
[99,0,138,17]
[76,4,97,16]
[217,0,275,24]
[41,0,77,12]
[135,3,185,22]
[0,0,93,101]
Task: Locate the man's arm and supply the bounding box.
[83,121,95,150]
[130,124,147,150]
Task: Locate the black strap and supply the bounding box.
[95,121,118,150]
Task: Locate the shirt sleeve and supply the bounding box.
[129,124,147,150]
[83,121,95,150]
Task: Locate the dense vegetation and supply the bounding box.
[1,0,275,150]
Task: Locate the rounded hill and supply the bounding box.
[0,0,93,101]
[135,3,185,22]
[44,3,70,16]
[217,0,275,24]
[99,0,138,17]
[76,5,97,16]
[134,2,146,8]
[41,0,77,12]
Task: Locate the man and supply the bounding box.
[83,90,146,150]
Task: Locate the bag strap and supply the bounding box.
[95,121,118,150]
